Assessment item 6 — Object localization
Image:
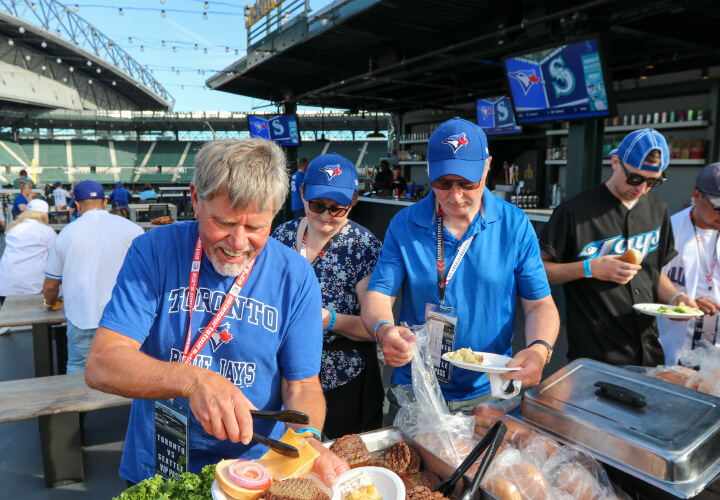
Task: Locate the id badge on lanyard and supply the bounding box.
[154,398,189,479]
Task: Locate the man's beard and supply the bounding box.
[209,242,256,277]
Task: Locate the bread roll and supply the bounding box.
[471,403,506,427]
[485,476,522,500]
[686,373,702,390]
[553,463,601,500]
[215,460,271,500]
[655,369,691,387]
[500,416,532,446]
[620,248,642,264]
[506,463,552,500]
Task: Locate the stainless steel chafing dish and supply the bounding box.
[521,358,720,498]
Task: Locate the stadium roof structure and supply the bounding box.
[207,0,720,113]
[0,0,173,111]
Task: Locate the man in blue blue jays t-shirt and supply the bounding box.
[86,139,349,486]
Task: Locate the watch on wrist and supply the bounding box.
[527,339,553,365]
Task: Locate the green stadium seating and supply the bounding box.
[118,167,135,183]
[362,141,388,167]
[137,173,174,184]
[319,141,363,164]
[38,168,69,184]
[17,141,34,165]
[0,141,25,167]
[146,142,183,168]
[183,142,204,167]
[72,140,111,167]
[39,141,68,167]
[177,168,195,183]
[114,141,141,167]
[297,142,328,162]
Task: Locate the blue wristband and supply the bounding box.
[373,320,393,342]
[327,310,336,332]
[295,427,322,441]
[584,259,592,278]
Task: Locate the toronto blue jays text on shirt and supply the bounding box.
[577,227,662,260]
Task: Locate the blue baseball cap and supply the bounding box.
[609,128,669,173]
[116,181,123,187]
[696,163,720,205]
[73,180,105,201]
[303,153,359,206]
[53,181,61,187]
[427,117,490,183]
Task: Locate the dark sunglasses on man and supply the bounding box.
[307,200,349,217]
[701,192,720,213]
[430,178,482,191]
[618,160,667,188]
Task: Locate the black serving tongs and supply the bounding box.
[249,409,311,458]
[434,420,507,499]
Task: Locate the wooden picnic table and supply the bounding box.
[0,294,67,377]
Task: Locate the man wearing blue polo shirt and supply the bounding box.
[362,117,559,417]
[108,181,131,208]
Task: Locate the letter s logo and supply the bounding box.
[272,120,285,136]
[497,100,509,122]
[549,55,575,98]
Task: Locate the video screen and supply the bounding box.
[476,96,523,135]
[248,114,300,146]
[503,36,613,124]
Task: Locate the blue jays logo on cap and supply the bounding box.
[508,70,540,95]
[442,133,469,154]
[320,164,342,180]
[479,106,493,120]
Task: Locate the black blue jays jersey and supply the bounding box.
[539,183,677,366]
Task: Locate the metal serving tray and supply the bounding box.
[324,428,501,500]
[521,359,720,498]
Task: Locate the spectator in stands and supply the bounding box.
[108,181,131,209]
[389,165,408,197]
[110,206,130,219]
[291,158,309,219]
[0,200,56,312]
[12,169,35,189]
[42,180,144,373]
[12,182,35,217]
[372,160,392,194]
[52,181,70,210]
[139,183,157,202]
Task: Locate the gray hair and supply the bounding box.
[192,138,289,213]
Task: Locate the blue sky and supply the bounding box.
[66,0,333,112]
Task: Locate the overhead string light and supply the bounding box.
[161,10,166,17]
[118,7,123,15]
[203,12,208,19]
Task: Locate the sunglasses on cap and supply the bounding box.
[430,178,482,191]
[701,192,720,213]
[618,160,667,188]
[307,200,349,217]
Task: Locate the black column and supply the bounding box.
[281,101,298,227]
[565,119,604,199]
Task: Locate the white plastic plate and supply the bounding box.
[633,303,703,319]
[442,351,521,374]
[337,466,405,500]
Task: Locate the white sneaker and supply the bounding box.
[0,327,10,336]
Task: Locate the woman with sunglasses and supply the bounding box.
[272,153,383,438]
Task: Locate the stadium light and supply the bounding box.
[7,39,14,46]
[74,4,78,11]
[161,10,166,17]
[204,1,209,9]
[56,58,61,63]
[112,81,117,86]
[18,27,25,34]
[41,41,47,48]
[162,40,165,47]
[203,13,208,20]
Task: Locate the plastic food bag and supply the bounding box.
[678,341,720,396]
[392,324,475,467]
[542,445,619,500]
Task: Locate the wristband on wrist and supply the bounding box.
[295,426,321,441]
[669,292,685,305]
[373,321,393,342]
[327,310,336,332]
[583,259,593,278]
[43,299,55,308]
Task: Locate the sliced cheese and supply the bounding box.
[256,428,320,481]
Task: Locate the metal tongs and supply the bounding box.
[434,421,507,499]
[250,409,310,458]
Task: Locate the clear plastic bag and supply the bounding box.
[678,341,720,396]
[392,324,475,467]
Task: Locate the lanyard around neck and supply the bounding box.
[436,207,474,309]
[182,237,255,364]
[690,209,719,292]
[300,225,341,265]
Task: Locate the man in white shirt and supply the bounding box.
[42,180,144,373]
[659,163,720,364]
[52,181,70,210]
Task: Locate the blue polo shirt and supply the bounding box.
[368,189,550,400]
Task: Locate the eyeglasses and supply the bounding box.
[618,160,667,188]
[307,200,349,217]
[430,178,482,191]
[701,192,720,213]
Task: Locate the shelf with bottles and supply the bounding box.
[399,161,428,166]
[398,138,429,145]
[547,119,709,136]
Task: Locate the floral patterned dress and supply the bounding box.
[272,218,382,391]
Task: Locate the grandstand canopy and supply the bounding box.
[207,0,720,113]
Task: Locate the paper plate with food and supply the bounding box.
[633,302,704,319]
[337,466,405,500]
[442,348,521,374]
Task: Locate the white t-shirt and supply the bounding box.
[44,210,144,328]
[0,219,57,296]
[53,188,70,208]
[659,206,720,364]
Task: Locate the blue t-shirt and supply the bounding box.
[99,221,323,482]
[12,193,29,214]
[290,170,305,211]
[368,190,550,401]
[139,190,157,201]
[109,187,131,207]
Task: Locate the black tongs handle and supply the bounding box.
[250,409,310,424]
[252,433,300,457]
[434,424,497,496]
[459,421,507,500]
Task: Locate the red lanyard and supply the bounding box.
[182,237,255,364]
[690,210,719,290]
[300,228,338,265]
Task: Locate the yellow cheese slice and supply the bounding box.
[256,429,320,481]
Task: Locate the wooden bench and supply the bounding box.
[0,373,132,487]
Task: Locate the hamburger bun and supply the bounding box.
[500,417,532,446]
[686,373,702,391]
[655,369,692,387]
[553,463,602,500]
[620,249,642,265]
[485,476,522,500]
[505,463,551,500]
[471,403,506,427]
[216,459,272,500]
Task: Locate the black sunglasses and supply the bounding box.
[430,178,482,191]
[701,192,720,213]
[618,160,666,188]
[307,200,349,217]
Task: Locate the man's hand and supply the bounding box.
[309,439,349,487]
[502,348,545,387]
[695,296,720,316]
[589,255,641,284]
[186,370,258,445]
[377,324,416,367]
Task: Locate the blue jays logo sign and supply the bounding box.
[442,133,469,154]
[203,322,233,353]
[251,122,268,133]
[479,106,493,120]
[320,164,342,180]
[508,70,540,95]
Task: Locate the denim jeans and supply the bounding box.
[66,320,96,374]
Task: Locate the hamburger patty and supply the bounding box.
[329,434,371,467]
